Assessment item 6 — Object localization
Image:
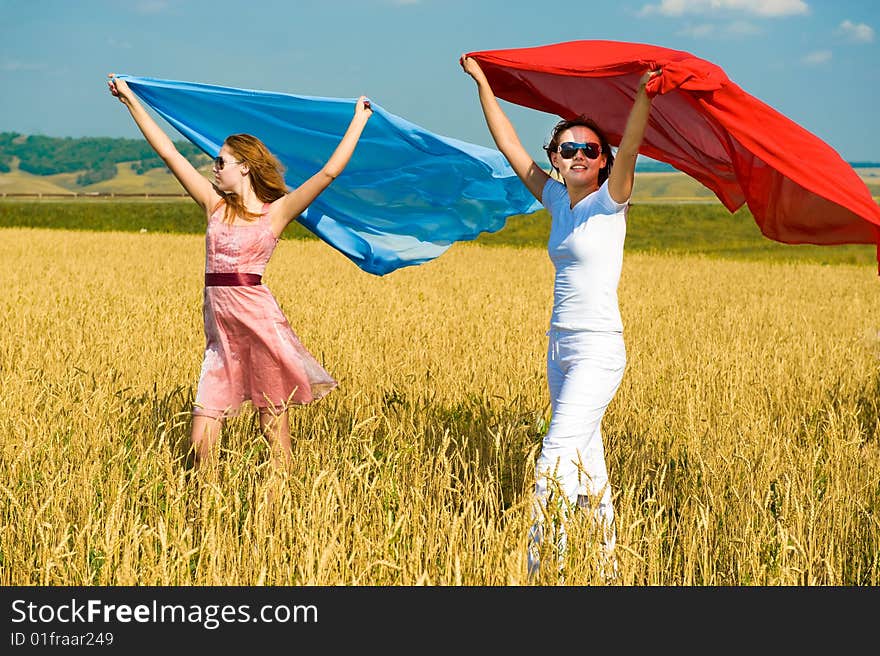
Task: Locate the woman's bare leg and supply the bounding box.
[259,407,292,471]
[190,414,224,469]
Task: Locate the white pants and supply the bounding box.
[529,329,626,576]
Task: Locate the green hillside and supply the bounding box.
[1,200,876,267]
[0,133,878,201]
[0,132,209,190]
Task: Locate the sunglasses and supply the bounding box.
[213,156,242,171]
[556,142,602,160]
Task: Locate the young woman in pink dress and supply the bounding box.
[108,74,372,470]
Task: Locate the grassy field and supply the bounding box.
[1,223,878,585]
[2,199,877,266]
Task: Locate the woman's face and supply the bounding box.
[212,144,245,191]
[550,126,607,189]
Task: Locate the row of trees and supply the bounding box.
[0,132,208,185]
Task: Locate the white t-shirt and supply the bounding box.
[542,177,628,333]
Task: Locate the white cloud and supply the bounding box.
[640,0,809,18]
[676,23,717,37]
[801,50,832,65]
[726,20,761,35]
[135,1,170,14]
[836,20,875,43]
[675,20,760,38]
[0,59,46,72]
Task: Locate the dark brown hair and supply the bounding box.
[215,134,289,224]
[544,117,614,186]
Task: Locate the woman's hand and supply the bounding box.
[354,95,373,121]
[459,55,487,84]
[638,69,662,90]
[107,73,133,105]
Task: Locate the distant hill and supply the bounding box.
[635,160,676,173]
[0,132,209,187]
[634,159,880,172]
[0,133,877,199]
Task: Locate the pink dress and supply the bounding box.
[193,202,337,418]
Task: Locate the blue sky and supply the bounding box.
[1,0,878,161]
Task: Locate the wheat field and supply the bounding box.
[1,227,878,586]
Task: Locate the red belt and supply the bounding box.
[204,272,263,286]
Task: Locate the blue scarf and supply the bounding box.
[120,75,540,275]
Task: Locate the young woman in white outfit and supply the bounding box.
[460,55,658,578]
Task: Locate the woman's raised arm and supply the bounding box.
[460,55,549,203]
[270,96,372,236]
[607,69,660,204]
[108,74,218,211]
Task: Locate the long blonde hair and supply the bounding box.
[215,134,289,224]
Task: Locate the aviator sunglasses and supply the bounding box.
[557,141,602,160]
[213,156,242,171]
